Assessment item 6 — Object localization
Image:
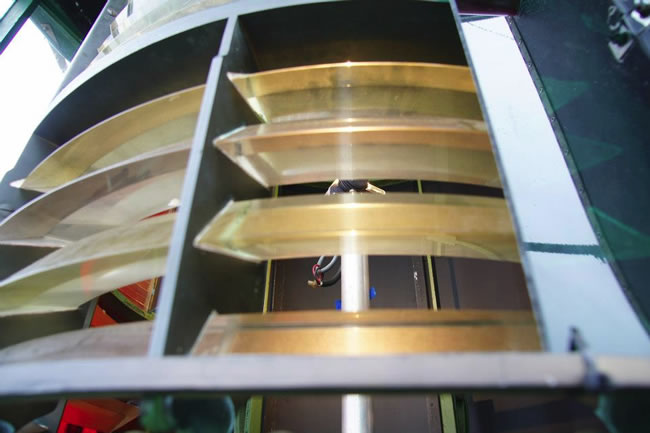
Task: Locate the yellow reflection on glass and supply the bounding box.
[194,193,519,262]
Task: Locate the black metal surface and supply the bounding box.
[149,18,270,356]
[456,0,519,15]
[464,394,610,433]
[420,180,503,198]
[240,1,467,69]
[510,0,650,333]
[435,257,531,311]
[264,395,441,433]
[43,0,107,40]
[37,19,226,146]
[0,309,86,349]
[0,244,54,280]
[0,401,58,433]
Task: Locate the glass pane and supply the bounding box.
[0,213,174,316]
[229,62,483,123]
[194,193,519,262]
[0,146,187,246]
[192,309,540,355]
[215,116,499,187]
[21,85,202,192]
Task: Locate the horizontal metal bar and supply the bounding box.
[0,353,647,400]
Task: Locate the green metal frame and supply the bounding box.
[0,0,83,59]
[34,0,83,60]
[0,0,39,54]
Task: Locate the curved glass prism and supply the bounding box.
[19,85,202,192]
[228,62,483,123]
[0,309,538,362]
[0,146,189,247]
[194,309,540,355]
[215,116,499,187]
[194,193,519,262]
[0,214,174,316]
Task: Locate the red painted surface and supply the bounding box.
[89,305,117,328]
[57,400,138,433]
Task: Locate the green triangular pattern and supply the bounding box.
[566,134,622,172]
[589,207,650,260]
[542,77,590,111]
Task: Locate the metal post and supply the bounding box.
[342,394,372,433]
[341,254,369,311]
[340,253,372,433]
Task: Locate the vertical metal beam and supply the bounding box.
[340,252,371,433]
[262,185,280,314]
[149,16,268,356]
[340,254,369,311]
[342,394,372,433]
[417,180,438,311]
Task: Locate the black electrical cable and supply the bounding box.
[328,179,369,195]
